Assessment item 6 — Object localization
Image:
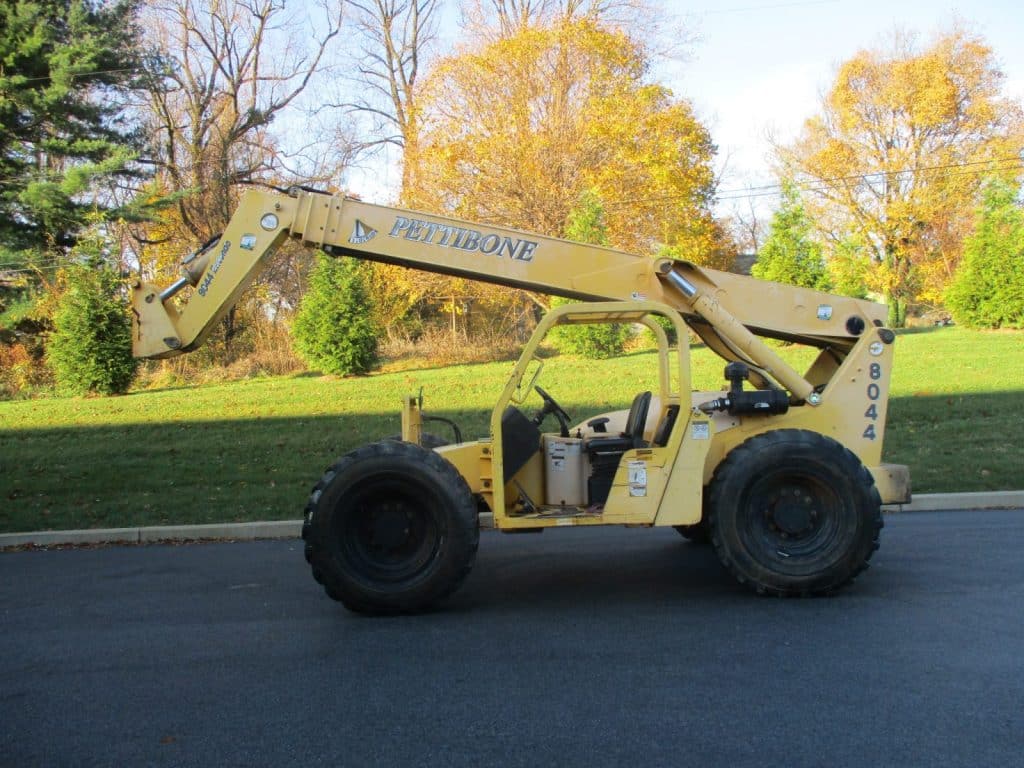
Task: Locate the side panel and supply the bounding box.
[651,412,714,526]
[698,330,907,503]
[599,446,672,525]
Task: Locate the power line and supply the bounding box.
[0,263,68,273]
[701,0,840,16]
[0,259,64,267]
[715,162,1024,203]
[0,169,134,187]
[718,156,1024,195]
[604,157,1024,207]
[1,156,1020,217]
[1,67,142,85]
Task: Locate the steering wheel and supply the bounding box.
[534,385,572,438]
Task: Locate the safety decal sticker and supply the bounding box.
[628,460,648,497]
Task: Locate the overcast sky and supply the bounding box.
[347,0,1023,217]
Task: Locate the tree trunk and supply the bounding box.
[886,295,906,328]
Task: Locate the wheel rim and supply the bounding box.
[737,467,849,576]
[334,475,444,584]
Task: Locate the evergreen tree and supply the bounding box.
[46,228,137,395]
[292,255,379,376]
[0,0,144,256]
[827,236,870,299]
[753,183,831,291]
[551,191,630,359]
[946,179,1024,329]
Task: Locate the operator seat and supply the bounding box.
[584,391,651,505]
[585,391,652,454]
[652,404,679,447]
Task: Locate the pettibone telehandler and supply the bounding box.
[131,187,910,613]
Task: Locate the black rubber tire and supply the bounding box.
[301,429,448,571]
[302,440,479,614]
[384,432,449,449]
[673,522,710,544]
[707,429,882,596]
[673,495,711,544]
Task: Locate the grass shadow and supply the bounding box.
[886,389,1024,494]
[0,408,490,534]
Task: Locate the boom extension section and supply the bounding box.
[132,187,886,406]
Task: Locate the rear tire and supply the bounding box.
[302,440,479,614]
[707,429,882,596]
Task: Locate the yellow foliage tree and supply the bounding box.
[409,18,719,253]
[778,28,1024,326]
[397,16,723,324]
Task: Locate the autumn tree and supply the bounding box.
[409,17,720,260]
[383,17,720,346]
[778,28,1024,326]
[344,3,695,346]
[945,178,1024,329]
[752,183,830,291]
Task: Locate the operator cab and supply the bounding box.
[494,302,691,520]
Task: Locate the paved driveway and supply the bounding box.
[2,510,1022,767]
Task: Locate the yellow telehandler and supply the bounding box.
[131,187,910,613]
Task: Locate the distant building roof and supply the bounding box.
[732,252,757,276]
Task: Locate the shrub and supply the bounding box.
[46,264,137,396]
[550,190,631,358]
[946,179,1024,329]
[752,182,831,291]
[0,343,52,399]
[291,254,379,375]
[549,297,631,358]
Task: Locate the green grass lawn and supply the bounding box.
[1,326,1021,533]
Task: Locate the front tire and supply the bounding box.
[385,432,450,450]
[673,523,710,544]
[708,430,882,596]
[303,440,479,614]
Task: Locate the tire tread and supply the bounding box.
[707,429,882,597]
[301,440,479,614]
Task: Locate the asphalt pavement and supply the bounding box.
[2,509,1022,768]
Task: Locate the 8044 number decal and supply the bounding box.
[863,362,882,440]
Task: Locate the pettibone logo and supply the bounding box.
[349,220,377,245]
[388,216,538,262]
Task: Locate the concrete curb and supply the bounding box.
[2,492,1022,549]
[0,520,302,549]
[882,490,1024,513]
